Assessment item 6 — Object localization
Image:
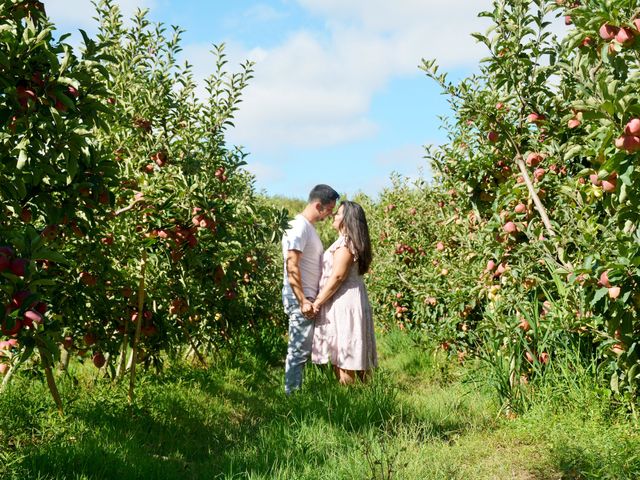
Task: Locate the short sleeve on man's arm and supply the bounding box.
[284,218,307,252]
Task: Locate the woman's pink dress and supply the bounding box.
[312,235,378,371]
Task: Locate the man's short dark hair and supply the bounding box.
[308,184,340,205]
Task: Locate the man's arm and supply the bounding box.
[286,250,314,317]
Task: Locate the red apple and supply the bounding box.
[92,351,106,368]
[525,351,535,363]
[526,152,543,167]
[601,173,617,193]
[34,302,47,314]
[533,168,546,181]
[615,135,640,152]
[608,286,621,299]
[100,235,114,245]
[526,112,545,124]
[589,173,602,186]
[20,206,32,222]
[599,23,619,41]
[503,221,517,234]
[624,118,640,136]
[580,36,594,48]
[598,270,611,288]
[152,151,167,167]
[539,352,550,365]
[611,343,625,355]
[10,290,31,311]
[634,19,640,32]
[495,262,507,277]
[567,117,581,129]
[615,27,635,45]
[487,130,499,143]
[22,310,43,328]
[485,259,496,271]
[514,203,526,214]
[83,332,97,346]
[54,99,67,112]
[436,241,445,252]
[518,319,531,331]
[79,271,97,287]
[10,258,27,277]
[67,85,79,99]
[40,224,58,242]
[62,336,73,349]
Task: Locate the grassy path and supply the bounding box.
[1,332,639,479]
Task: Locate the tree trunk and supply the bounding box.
[128,250,147,406]
[40,346,63,415]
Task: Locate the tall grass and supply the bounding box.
[1,330,639,479]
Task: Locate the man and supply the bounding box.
[282,184,340,395]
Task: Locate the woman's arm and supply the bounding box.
[313,246,353,311]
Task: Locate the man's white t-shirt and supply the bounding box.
[282,214,324,300]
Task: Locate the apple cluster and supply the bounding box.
[1,247,48,337]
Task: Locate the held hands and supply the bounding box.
[301,299,322,319]
[301,300,316,319]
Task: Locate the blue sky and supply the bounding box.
[45,0,497,199]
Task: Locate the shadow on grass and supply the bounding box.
[7,360,285,480]
[4,349,498,480]
[550,441,640,480]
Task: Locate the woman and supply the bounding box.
[311,200,377,384]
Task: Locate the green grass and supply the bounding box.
[1,330,640,479]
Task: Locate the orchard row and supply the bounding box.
[0,0,288,409]
[363,0,640,409]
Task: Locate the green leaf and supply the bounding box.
[59,47,72,74]
[610,372,619,393]
[564,144,582,161]
[16,149,28,169]
[32,249,68,264]
[591,287,609,305]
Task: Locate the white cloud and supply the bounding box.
[223,1,496,152]
[243,161,284,184]
[375,144,425,168]
[243,3,288,24]
[376,143,432,185]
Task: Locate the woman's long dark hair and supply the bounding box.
[339,201,372,275]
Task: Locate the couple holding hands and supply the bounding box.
[282,184,377,395]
